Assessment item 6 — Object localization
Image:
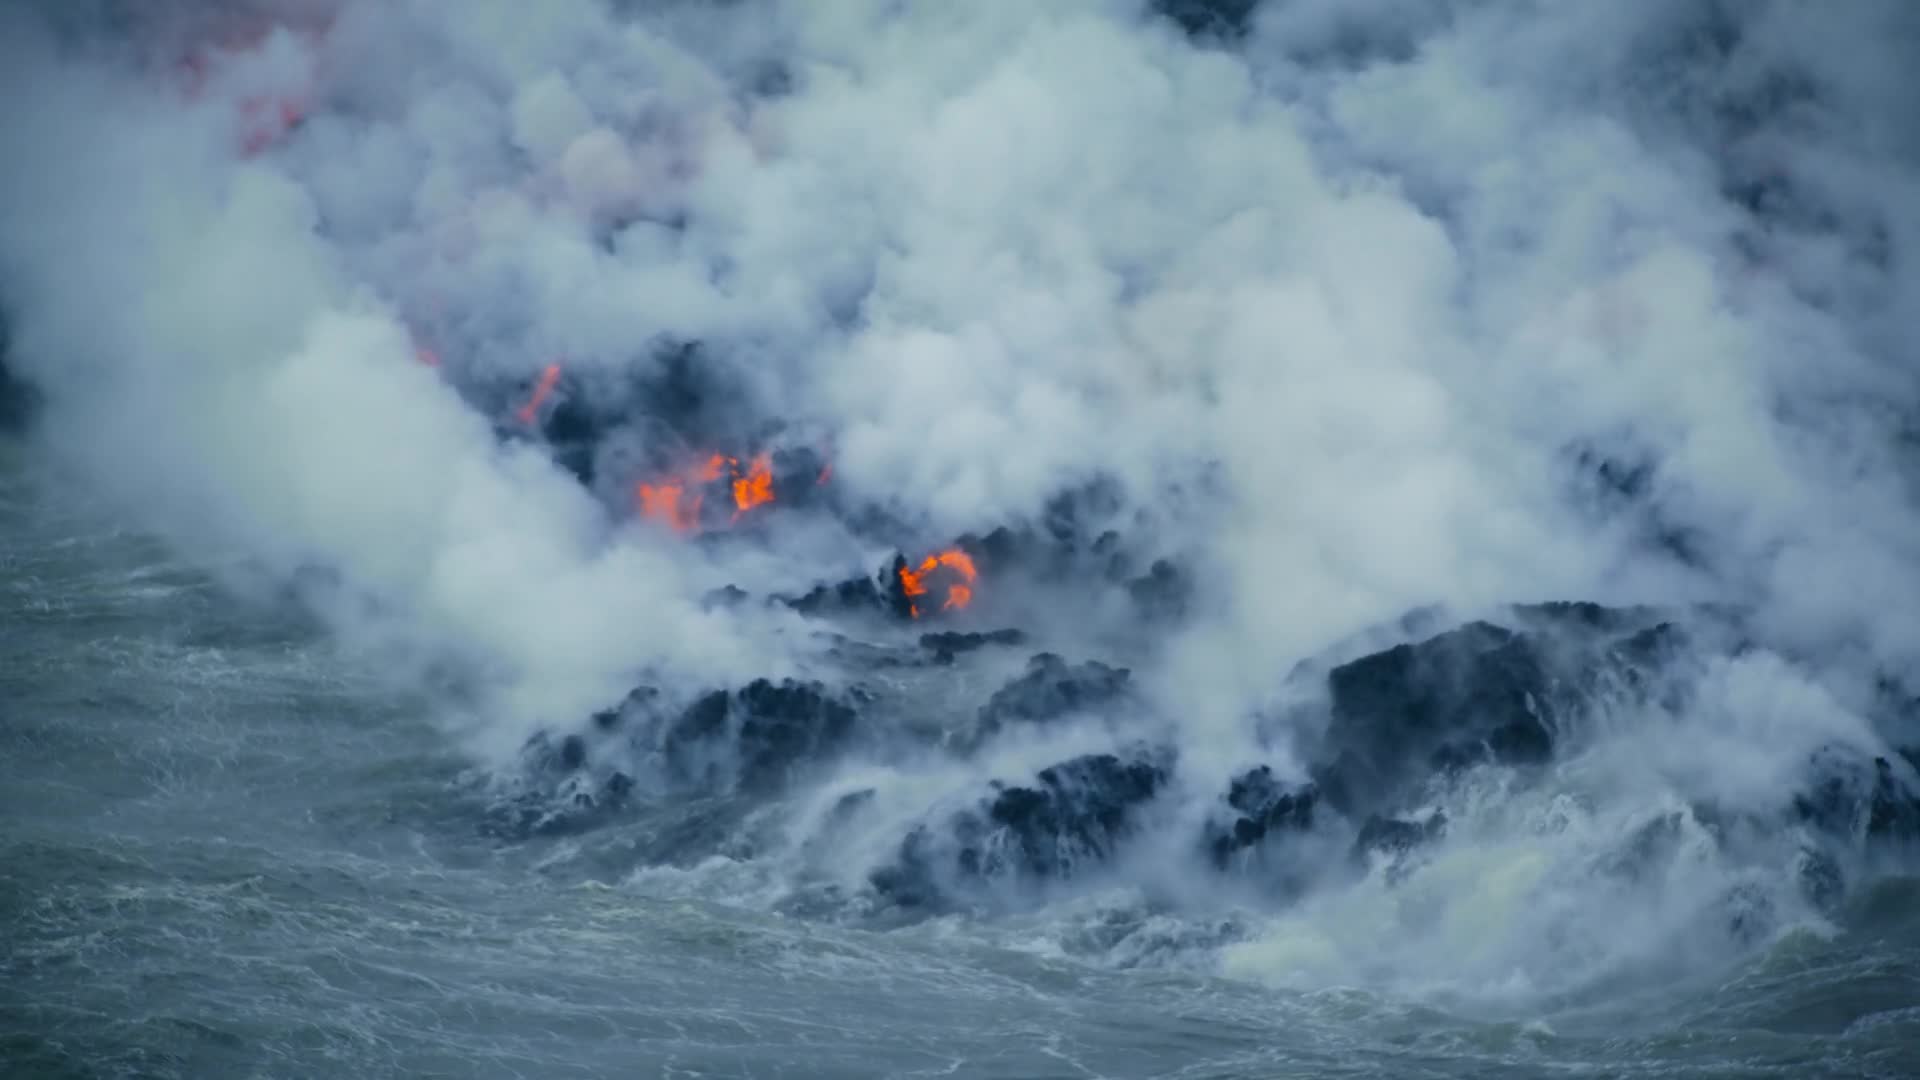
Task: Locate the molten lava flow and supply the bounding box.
[899,549,978,619]
[633,451,786,533]
[732,453,775,518]
[636,482,702,534]
[515,363,562,424]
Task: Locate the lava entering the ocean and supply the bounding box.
[898,549,978,618]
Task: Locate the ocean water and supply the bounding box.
[5,452,1918,1079]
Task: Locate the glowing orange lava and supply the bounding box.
[731,454,775,518]
[633,451,782,533]
[899,549,978,618]
[515,363,562,424]
[636,481,702,533]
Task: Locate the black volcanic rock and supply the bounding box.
[1308,606,1688,818]
[0,314,37,432]
[872,747,1173,907]
[701,585,751,611]
[1312,620,1555,815]
[1127,558,1191,620]
[662,678,859,793]
[1351,812,1446,865]
[976,753,1168,876]
[1793,747,1920,845]
[588,685,661,732]
[768,445,832,505]
[1154,0,1260,41]
[488,730,639,839]
[1206,765,1319,868]
[1867,756,1920,840]
[920,628,1027,664]
[782,562,902,619]
[954,525,1033,577]
[974,653,1132,741]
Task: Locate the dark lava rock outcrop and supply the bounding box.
[872,746,1174,908]
[920,628,1027,664]
[1153,0,1260,41]
[976,653,1132,735]
[659,678,861,794]
[1791,747,1920,846]
[1205,764,1318,869]
[0,313,37,432]
[1305,603,1692,820]
[490,678,862,838]
[499,598,1920,919]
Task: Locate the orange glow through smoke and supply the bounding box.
[174,20,327,158]
[636,481,702,533]
[899,549,978,619]
[634,452,781,533]
[516,363,562,424]
[731,454,775,519]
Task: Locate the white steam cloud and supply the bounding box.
[1,0,1916,782]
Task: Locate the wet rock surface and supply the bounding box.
[661,678,861,794]
[975,653,1133,736]
[872,746,1175,908]
[1206,765,1319,868]
[492,600,1920,916]
[1308,605,1690,819]
[1793,747,1920,844]
[919,628,1027,664]
[0,316,38,432]
[1153,0,1261,41]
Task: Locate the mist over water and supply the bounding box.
[4,1,1920,1076]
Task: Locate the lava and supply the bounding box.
[634,452,785,533]
[515,363,562,425]
[731,454,775,519]
[899,549,978,618]
[636,481,702,533]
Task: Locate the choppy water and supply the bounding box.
[5,455,1919,1079]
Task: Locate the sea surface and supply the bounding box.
[5,449,1919,1080]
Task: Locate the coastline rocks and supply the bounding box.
[977,654,1132,734]
[872,747,1174,908]
[1308,605,1691,819]
[495,599,1920,923]
[662,678,861,794]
